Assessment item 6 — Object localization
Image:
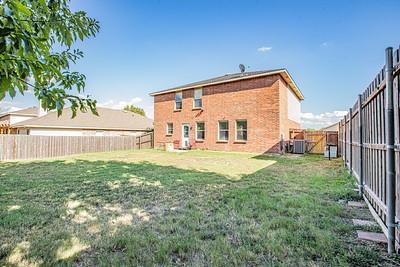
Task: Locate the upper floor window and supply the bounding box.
[194,88,202,108]
[236,120,247,141]
[196,122,205,140]
[166,123,173,135]
[218,121,229,141]
[175,92,182,110]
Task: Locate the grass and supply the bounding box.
[0,149,399,266]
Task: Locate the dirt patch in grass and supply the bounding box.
[0,150,399,266]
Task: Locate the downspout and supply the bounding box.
[385,47,396,254]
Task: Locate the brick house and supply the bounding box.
[150,69,304,153]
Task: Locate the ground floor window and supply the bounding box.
[218,121,229,141]
[236,120,247,141]
[196,122,205,140]
[166,123,173,135]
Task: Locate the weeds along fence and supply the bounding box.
[339,46,400,253]
[0,132,153,161]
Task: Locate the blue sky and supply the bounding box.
[1,0,400,128]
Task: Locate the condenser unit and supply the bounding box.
[293,140,305,154]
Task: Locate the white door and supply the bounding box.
[182,124,190,148]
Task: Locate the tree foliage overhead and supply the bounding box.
[123,104,146,116]
[0,0,100,116]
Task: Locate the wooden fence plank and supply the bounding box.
[0,132,153,161]
[339,47,400,252]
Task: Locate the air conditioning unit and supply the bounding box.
[293,140,305,154]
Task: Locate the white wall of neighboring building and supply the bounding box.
[287,88,301,123]
[25,127,143,136]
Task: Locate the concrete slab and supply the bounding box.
[352,219,378,227]
[357,231,387,243]
[348,201,367,208]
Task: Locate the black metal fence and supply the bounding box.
[339,46,400,253]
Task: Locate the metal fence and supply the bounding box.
[0,132,153,161]
[339,46,400,253]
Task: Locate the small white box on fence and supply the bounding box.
[165,143,174,152]
[324,146,337,158]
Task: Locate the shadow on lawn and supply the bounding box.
[1,156,377,266]
[0,159,240,265]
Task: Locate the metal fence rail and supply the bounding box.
[339,46,400,253]
[0,132,153,161]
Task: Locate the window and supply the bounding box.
[196,122,205,140]
[175,92,182,110]
[236,120,247,141]
[193,88,202,108]
[218,121,229,141]
[166,123,173,135]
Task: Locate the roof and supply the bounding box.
[149,68,304,100]
[0,107,38,117]
[13,107,153,131]
[321,122,339,131]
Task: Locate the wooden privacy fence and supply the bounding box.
[289,129,338,154]
[339,46,400,253]
[0,132,153,161]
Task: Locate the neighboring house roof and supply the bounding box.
[321,122,339,131]
[0,107,38,118]
[149,68,304,100]
[13,107,153,131]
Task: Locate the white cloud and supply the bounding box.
[257,46,272,53]
[98,97,143,110]
[300,110,347,129]
[144,105,154,119]
[0,100,23,114]
[320,41,333,47]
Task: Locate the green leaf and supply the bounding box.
[12,1,31,17]
[0,76,11,96]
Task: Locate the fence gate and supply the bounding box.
[289,129,338,154]
[304,131,326,154]
[339,46,400,254]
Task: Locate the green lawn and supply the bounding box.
[0,149,398,266]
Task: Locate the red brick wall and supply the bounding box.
[153,74,299,153]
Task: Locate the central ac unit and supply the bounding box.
[293,140,305,154]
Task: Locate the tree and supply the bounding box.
[0,0,100,117]
[123,104,146,116]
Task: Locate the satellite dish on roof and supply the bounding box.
[239,64,245,73]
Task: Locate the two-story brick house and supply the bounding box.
[150,69,304,153]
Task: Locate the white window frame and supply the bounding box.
[218,120,229,141]
[195,121,205,141]
[193,88,203,109]
[166,123,173,136]
[235,119,247,141]
[175,92,182,110]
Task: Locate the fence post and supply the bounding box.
[385,47,396,254]
[138,135,141,150]
[343,116,347,166]
[151,131,154,148]
[358,94,364,196]
[349,108,353,175]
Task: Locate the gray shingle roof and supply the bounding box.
[150,68,304,100]
[13,107,153,131]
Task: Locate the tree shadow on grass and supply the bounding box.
[1,157,393,266]
[0,159,239,266]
